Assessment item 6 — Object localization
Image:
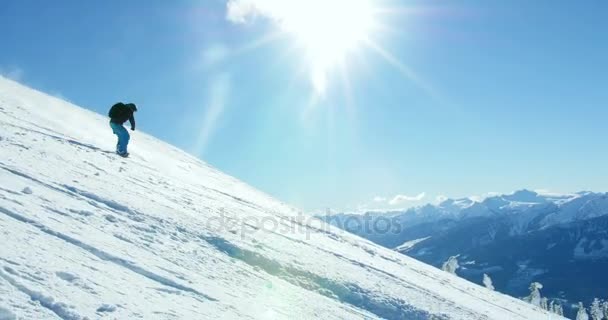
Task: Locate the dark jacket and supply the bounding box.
[109,103,136,129]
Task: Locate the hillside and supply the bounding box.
[0,76,561,319]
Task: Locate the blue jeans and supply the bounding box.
[110,121,130,154]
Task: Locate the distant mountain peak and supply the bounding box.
[512,189,539,197]
[502,189,544,203]
[438,198,476,214]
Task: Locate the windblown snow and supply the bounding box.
[0,76,562,319]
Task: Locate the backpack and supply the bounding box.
[108,103,125,118]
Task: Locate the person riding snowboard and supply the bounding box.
[108,102,137,157]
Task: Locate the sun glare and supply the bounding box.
[279,0,376,94]
[228,0,434,100]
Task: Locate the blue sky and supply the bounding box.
[2,0,607,212]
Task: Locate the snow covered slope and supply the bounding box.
[0,76,561,319]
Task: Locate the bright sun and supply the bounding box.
[274,0,376,94]
[227,0,385,95]
[228,0,439,109]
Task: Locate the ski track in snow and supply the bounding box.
[0,268,82,320]
[0,77,565,319]
[0,206,216,302]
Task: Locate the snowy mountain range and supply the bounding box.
[0,76,565,319]
[322,190,608,318]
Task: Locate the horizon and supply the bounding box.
[1,0,607,213]
[318,187,602,215]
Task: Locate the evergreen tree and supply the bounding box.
[540,297,548,311]
[577,302,589,320]
[590,298,604,320]
[553,303,564,316]
[483,273,494,291]
[523,282,543,307]
[441,255,460,275]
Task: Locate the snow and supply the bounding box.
[0,76,564,319]
[394,237,431,252]
[573,238,608,259]
[438,198,475,216]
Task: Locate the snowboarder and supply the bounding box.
[108,102,137,157]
